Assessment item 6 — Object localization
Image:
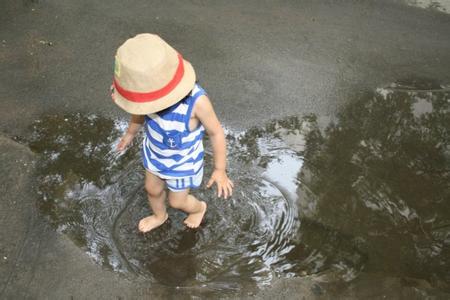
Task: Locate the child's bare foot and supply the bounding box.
[138,214,168,233]
[184,201,207,228]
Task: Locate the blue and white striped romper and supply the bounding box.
[142,83,206,191]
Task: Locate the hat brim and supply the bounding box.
[113,59,196,115]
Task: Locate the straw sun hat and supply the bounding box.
[112,33,196,115]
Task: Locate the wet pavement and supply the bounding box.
[1,0,450,299]
[19,79,448,296]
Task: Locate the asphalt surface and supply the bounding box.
[1,0,449,298]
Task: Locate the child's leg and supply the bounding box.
[168,190,207,228]
[138,171,168,233]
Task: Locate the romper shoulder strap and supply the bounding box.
[184,83,207,131]
[190,84,207,100]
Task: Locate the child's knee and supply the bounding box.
[145,182,164,198]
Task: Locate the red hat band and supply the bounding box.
[113,54,184,103]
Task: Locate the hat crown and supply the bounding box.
[115,33,179,93]
[112,33,196,115]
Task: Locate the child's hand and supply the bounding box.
[116,132,135,152]
[207,169,234,199]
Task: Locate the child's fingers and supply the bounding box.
[207,178,214,188]
[117,138,132,152]
[117,138,128,150]
[226,186,231,199]
[226,182,233,196]
[217,184,222,198]
[223,185,228,199]
[116,141,124,151]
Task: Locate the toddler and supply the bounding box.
[111,33,233,232]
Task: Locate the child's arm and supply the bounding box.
[193,96,234,199]
[117,114,145,151]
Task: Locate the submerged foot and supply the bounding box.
[184,201,207,228]
[138,214,168,233]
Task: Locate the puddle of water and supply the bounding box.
[27,114,136,255]
[26,79,449,293]
[297,80,450,289]
[27,113,364,292]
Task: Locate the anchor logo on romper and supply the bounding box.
[163,133,181,149]
[167,137,176,148]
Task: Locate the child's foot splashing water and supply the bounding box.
[110,34,233,232]
[183,198,207,228]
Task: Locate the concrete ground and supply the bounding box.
[1,0,449,298]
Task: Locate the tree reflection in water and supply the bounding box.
[298,81,449,288]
